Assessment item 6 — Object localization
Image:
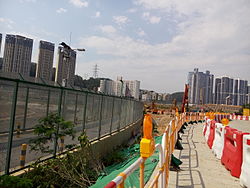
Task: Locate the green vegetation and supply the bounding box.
[74,76,110,91]
[24,131,102,187]
[29,113,76,153]
[165,92,184,104]
[0,175,33,188]
[0,114,102,188]
[242,104,250,109]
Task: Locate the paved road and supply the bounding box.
[168,123,241,188]
[229,120,250,133]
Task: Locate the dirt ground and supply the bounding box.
[151,114,173,136]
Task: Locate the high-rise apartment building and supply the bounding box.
[124,80,140,99]
[29,62,37,77]
[188,68,214,104]
[3,34,33,75]
[214,77,248,106]
[36,41,54,80]
[0,58,3,70]
[55,46,76,86]
[99,79,115,95]
[246,86,250,104]
[98,77,141,99]
[0,33,2,53]
[51,67,56,82]
[214,76,234,104]
[233,79,248,106]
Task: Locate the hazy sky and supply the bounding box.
[0,0,250,93]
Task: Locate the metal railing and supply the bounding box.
[0,75,143,175]
[105,112,205,188]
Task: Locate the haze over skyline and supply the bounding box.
[0,0,250,93]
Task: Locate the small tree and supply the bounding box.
[29,113,76,154]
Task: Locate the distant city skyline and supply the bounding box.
[0,0,250,92]
[188,68,249,105]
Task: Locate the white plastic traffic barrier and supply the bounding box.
[242,116,250,121]
[240,135,250,187]
[240,135,250,188]
[204,119,211,142]
[231,114,236,120]
[212,123,225,159]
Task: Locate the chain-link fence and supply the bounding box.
[0,75,143,175]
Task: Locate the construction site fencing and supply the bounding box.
[105,112,204,188]
[0,76,143,175]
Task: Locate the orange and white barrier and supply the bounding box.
[105,112,202,188]
[211,123,225,159]
[240,135,250,188]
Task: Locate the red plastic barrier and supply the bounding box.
[207,120,216,149]
[246,116,249,121]
[203,119,209,136]
[221,127,249,178]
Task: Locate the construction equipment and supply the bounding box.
[181,84,189,113]
[151,101,158,114]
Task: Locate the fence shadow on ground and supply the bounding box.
[175,124,205,188]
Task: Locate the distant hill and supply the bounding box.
[165,92,184,104]
[74,75,110,91]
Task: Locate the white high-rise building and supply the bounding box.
[99,79,115,95]
[3,34,33,75]
[36,40,54,81]
[98,77,140,99]
[187,68,214,104]
[124,80,140,99]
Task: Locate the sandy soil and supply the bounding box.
[151,114,172,136]
[168,123,241,188]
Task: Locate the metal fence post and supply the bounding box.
[109,97,115,134]
[46,89,51,116]
[5,81,19,174]
[53,87,63,157]
[98,95,104,139]
[118,98,122,131]
[73,93,78,124]
[82,93,88,130]
[22,87,29,130]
